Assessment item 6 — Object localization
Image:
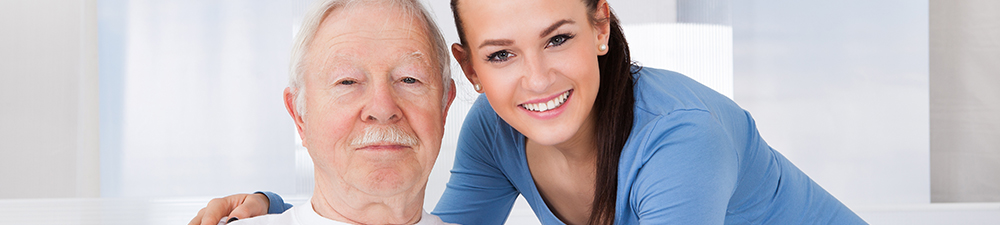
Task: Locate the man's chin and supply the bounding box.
[353,168,424,196]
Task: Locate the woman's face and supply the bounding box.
[455,0,610,146]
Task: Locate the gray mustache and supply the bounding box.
[349,126,419,147]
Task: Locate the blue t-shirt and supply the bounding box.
[430,67,866,224]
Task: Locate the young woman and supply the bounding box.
[194,0,867,224]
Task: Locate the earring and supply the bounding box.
[599,44,607,51]
[473,83,482,92]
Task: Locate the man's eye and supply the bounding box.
[402,77,417,84]
[487,50,513,63]
[339,80,356,85]
[546,34,574,48]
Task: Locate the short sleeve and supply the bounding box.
[630,110,739,224]
[257,191,293,214]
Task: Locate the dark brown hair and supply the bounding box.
[451,0,636,224]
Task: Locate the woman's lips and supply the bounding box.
[520,90,572,112]
[518,90,572,120]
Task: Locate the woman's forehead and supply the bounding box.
[457,0,590,39]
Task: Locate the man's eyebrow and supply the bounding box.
[478,39,514,49]
[398,51,434,70]
[540,19,574,38]
[318,52,349,74]
[405,51,425,60]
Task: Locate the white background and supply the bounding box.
[3,0,1000,224]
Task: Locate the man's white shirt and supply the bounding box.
[229,197,456,225]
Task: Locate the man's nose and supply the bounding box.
[362,83,402,124]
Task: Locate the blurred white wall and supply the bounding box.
[99,0,300,198]
[0,0,99,198]
[734,0,930,206]
[930,0,1000,203]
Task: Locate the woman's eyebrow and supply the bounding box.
[478,39,514,49]
[477,19,576,49]
[540,19,574,38]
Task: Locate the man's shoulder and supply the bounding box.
[229,204,456,225]
[227,213,294,225]
[227,203,349,225]
[417,211,459,225]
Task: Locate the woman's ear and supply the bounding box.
[452,43,482,93]
[595,0,612,55]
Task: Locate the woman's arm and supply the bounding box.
[258,191,293,214]
[628,110,739,224]
[432,96,519,224]
[188,191,286,225]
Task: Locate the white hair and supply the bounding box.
[289,0,452,116]
[349,125,419,147]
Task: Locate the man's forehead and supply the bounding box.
[321,2,428,39]
[309,5,434,63]
[317,49,429,68]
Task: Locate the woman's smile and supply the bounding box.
[520,89,572,112]
[518,89,573,120]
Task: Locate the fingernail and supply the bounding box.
[227,217,239,223]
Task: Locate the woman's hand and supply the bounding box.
[188,193,270,225]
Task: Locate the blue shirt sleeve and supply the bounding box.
[628,110,739,224]
[432,96,519,225]
[256,191,293,214]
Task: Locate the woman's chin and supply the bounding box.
[523,129,576,147]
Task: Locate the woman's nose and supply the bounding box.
[522,54,554,93]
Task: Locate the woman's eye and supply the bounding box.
[487,50,513,63]
[401,77,417,84]
[339,80,356,85]
[546,34,574,48]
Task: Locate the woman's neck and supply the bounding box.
[523,112,600,225]
[529,112,599,163]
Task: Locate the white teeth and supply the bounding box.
[522,91,570,112]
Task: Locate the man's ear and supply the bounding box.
[452,43,482,93]
[442,80,457,123]
[284,87,307,147]
[595,0,612,56]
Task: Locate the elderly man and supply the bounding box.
[190,0,456,224]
